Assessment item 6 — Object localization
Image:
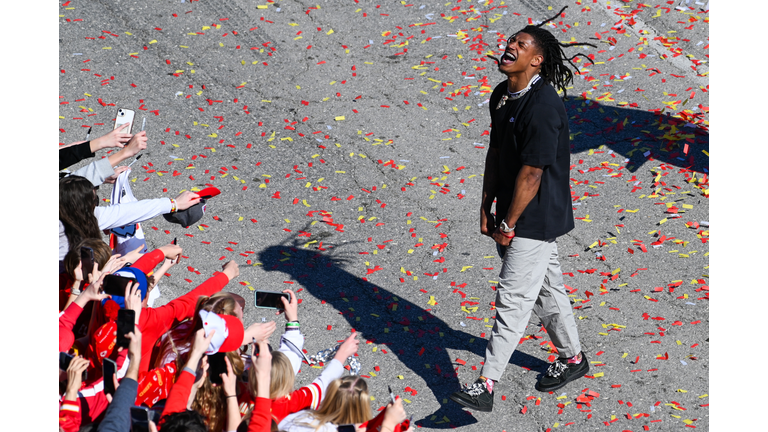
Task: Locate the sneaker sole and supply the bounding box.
[449,394,493,412]
[535,363,590,392]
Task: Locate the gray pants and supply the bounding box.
[480,236,582,381]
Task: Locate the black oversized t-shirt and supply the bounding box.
[488,78,574,240]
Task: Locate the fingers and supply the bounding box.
[126,281,141,303]
[89,261,101,283]
[148,421,159,432]
[75,357,90,373]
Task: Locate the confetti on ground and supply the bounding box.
[59,0,708,430]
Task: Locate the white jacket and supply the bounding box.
[58,198,172,270]
[278,411,343,432]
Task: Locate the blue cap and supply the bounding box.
[101,267,149,309]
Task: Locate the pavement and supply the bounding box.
[58,0,709,430]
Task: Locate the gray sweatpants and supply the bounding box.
[480,236,582,381]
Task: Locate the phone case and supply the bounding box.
[114,108,136,134]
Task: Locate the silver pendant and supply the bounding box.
[496,95,509,110]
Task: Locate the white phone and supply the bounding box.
[114,108,136,134]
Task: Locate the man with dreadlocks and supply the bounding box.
[450,7,596,412]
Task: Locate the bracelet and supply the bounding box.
[70,287,82,296]
[285,322,300,327]
[226,395,237,399]
[501,231,515,238]
[169,198,177,213]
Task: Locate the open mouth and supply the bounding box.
[501,52,516,65]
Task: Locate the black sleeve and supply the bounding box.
[517,103,561,166]
[59,141,95,170]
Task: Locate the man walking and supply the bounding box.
[450,8,596,412]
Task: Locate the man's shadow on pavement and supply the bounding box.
[565,98,709,174]
[258,239,548,428]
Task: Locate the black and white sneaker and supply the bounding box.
[449,379,494,412]
[536,352,590,392]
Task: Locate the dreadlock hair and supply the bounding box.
[490,6,597,98]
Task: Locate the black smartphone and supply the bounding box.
[60,352,74,371]
[59,352,87,381]
[337,425,356,432]
[103,274,134,297]
[116,309,135,349]
[254,290,290,309]
[103,358,117,397]
[80,246,95,278]
[130,406,150,432]
[207,352,227,386]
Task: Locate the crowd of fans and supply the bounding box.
[59,128,412,432]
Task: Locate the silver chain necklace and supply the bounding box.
[496,74,540,110]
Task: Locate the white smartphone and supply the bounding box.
[114,108,136,134]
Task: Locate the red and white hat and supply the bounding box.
[199,310,244,354]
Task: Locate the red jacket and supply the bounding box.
[246,397,272,432]
[159,368,196,424]
[59,302,83,352]
[59,400,81,432]
[137,265,231,372]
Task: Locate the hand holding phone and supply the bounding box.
[114,108,136,134]
[61,353,89,385]
[254,291,291,310]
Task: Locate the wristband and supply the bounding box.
[285,322,300,327]
[501,231,515,239]
[169,198,177,213]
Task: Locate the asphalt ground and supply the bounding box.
[40,0,722,430]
